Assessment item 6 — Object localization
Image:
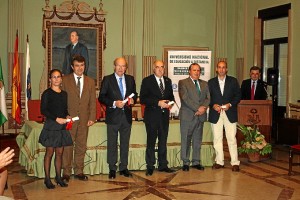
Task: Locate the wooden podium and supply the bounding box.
[237,100,272,145]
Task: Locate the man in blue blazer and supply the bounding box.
[241,66,268,100]
[98,57,137,179]
[208,61,241,172]
[62,31,89,76]
[140,60,175,176]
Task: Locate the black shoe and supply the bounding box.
[146,168,154,176]
[62,174,70,182]
[191,164,205,170]
[75,173,88,181]
[158,167,175,173]
[119,169,132,177]
[55,176,68,187]
[44,178,55,189]
[109,170,116,179]
[182,165,189,171]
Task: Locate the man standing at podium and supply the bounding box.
[208,61,241,172]
[241,66,267,100]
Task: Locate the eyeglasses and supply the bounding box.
[51,76,62,79]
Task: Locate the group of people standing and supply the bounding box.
[38,50,267,189]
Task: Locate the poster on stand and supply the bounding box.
[163,47,212,117]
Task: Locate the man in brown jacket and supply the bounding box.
[61,55,96,181]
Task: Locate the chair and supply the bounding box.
[288,144,300,175]
[27,100,44,122]
[141,104,145,118]
[96,100,106,121]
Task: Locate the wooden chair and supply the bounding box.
[27,100,44,122]
[288,144,300,175]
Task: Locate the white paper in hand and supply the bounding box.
[122,93,135,103]
[168,101,175,105]
[66,116,79,122]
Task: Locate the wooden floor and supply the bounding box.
[1,135,300,200]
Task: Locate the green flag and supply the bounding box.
[0,58,8,126]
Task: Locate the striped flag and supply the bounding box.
[12,31,22,124]
[0,58,8,126]
[25,35,31,120]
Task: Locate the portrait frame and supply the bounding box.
[41,0,106,92]
[46,21,104,89]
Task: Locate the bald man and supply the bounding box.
[99,57,137,179]
[140,60,175,176]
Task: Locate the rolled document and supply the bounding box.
[66,116,79,122]
[221,105,227,109]
[168,101,174,105]
[122,93,135,103]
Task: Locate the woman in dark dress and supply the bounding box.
[39,69,73,189]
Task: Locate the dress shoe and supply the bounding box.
[62,174,70,182]
[212,163,224,170]
[44,178,55,189]
[119,169,132,177]
[109,170,116,179]
[146,168,154,176]
[158,167,175,173]
[182,165,189,171]
[55,176,68,187]
[191,164,205,170]
[232,165,240,172]
[75,173,88,181]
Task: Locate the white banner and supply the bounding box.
[167,50,212,116]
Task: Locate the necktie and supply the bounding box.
[159,78,164,96]
[119,77,124,99]
[194,80,201,96]
[251,81,255,100]
[77,76,81,96]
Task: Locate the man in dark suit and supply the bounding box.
[241,66,268,100]
[62,31,89,76]
[178,63,210,172]
[140,60,175,176]
[62,55,96,181]
[98,57,137,179]
[208,61,241,172]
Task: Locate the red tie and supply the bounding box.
[251,81,255,100]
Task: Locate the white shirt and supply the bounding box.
[251,80,257,93]
[154,75,164,90]
[73,73,84,97]
[218,75,226,95]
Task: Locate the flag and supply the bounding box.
[0,58,8,126]
[12,31,22,124]
[25,36,31,120]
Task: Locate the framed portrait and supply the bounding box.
[41,1,106,92]
[46,22,104,89]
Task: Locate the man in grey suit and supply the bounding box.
[208,61,241,172]
[178,63,210,172]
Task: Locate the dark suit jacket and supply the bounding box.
[178,78,210,122]
[208,75,241,124]
[241,79,267,100]
[98,73,137,125]
[140,75,175,125]
[61,74,96,130]
[62,42,89,75]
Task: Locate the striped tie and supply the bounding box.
[159,78,164,96]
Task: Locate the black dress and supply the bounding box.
[38,88,73,147]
